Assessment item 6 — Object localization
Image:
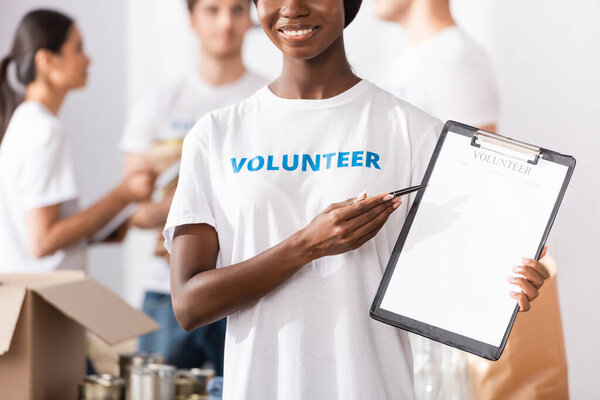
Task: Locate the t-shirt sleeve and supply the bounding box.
[19,123,79,209]
[119,95,162,153]
[163,119,215,253]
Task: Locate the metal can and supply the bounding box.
[129,363,176,400]
[175,395,207,400]
[118,352,164,377]
[118,352,164,400]
[175,370,202,397]
[189,368,214,395]
[79,374,125,400]
[186,395,208,400]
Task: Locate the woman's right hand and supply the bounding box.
[295,192,402,263]
[119,169,156,202]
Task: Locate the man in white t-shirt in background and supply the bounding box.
[374,0,498,398]
[375,0,498,132]
[120,0,267,374]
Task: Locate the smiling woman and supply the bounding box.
[165,0,550,399]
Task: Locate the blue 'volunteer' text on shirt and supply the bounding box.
[231,151,382,174]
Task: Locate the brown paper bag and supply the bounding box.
[467,255,569,399]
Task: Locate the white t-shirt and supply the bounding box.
[389,26,499,127]
[120,71,268,294]
[0,101,86,272]
[164,80,442,399]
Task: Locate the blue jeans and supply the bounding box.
[139,291,226,375]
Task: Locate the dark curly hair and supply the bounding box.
[343,0,363,27]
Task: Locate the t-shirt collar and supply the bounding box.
[257,79,372,110]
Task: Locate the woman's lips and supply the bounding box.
[277,26,319,43]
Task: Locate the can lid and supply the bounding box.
[190,368,215,377]
[129,363,177,377]
[97,374,125,387]
[83,374,125,387]
[149,363,176,377]
[119,351,164,364]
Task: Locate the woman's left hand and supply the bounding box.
[508,246,550,311]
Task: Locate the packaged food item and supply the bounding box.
[175,370,202,397]
[129,363,176,400]
[189,368,215,395]
[118,352,164,399]
[206,377,223,400]
[79,374,125,400]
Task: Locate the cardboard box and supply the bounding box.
[0,271,160,400]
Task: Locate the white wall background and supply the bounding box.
[451,2,600,398]
[1,0,598,397]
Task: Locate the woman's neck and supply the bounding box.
[270,36,360,100]
[24,81,66,115]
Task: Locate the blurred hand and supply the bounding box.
[297,192,402,262]
[102,220,130,243]
[508,246,550,311]
[120,170,156,202]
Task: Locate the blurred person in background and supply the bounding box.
[374,1,568,399]
[120,0,267,376]
[374,0,498,132]
[0,9,154,274]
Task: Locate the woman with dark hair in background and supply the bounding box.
[0,9,154,273]
[164,0,549,398]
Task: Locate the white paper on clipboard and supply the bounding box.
[379,131,570,347]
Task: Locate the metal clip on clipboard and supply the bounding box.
[470,130,542,165]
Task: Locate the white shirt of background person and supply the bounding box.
[120,0,268,296]
[0,102,86,272]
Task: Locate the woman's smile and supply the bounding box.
[277,24,320,43]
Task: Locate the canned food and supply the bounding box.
[186,395,208,400]
[79,374,125,400]
[118,352,164,377]
[175,395,207,400]
[129,363,176,400]
[175,370,201,396]
[118,352,164,400]
[189,368,214,395]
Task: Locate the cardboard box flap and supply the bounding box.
[0,285,27,355]
[0,271,85,288]
[33,278,159,345]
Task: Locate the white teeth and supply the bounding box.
[282,29,312,37]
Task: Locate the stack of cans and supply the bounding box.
[175,368,214,400]
[117,352,164,400]
[81,352,219,400]
[79,374,125,400]
[129,363,176,400]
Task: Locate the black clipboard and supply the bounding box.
[370,121,575,360]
